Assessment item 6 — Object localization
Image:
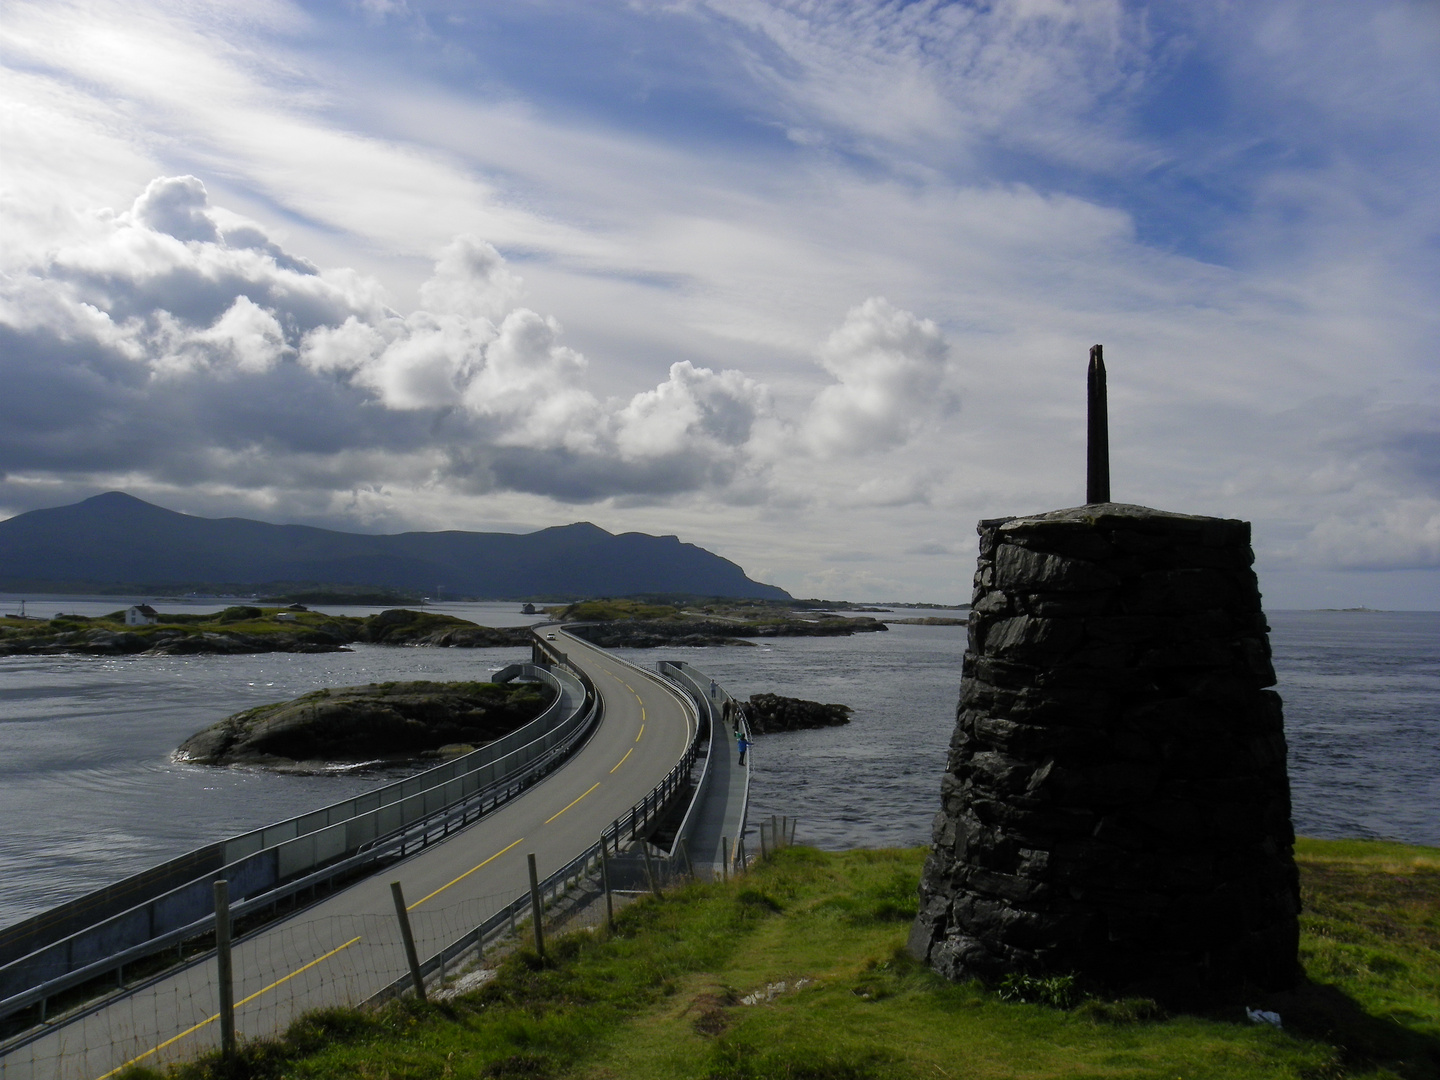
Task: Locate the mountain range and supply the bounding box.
[0,493,789,600]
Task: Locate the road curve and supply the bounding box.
[2,631,695,1080]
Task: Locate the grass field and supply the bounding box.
[129,839,1440,1080]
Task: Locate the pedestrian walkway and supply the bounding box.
[657,662,750,876]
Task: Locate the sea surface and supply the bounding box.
[0,600,1435,929]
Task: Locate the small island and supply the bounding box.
[175,679,556,771]
[0,606,535,657]
[552,599,889,648]
[743,692,853,734]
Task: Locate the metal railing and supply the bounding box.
[655,661,719,859]
[0,646,601,1023]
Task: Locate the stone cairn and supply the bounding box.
[909,348,1300,1006]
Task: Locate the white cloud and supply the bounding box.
[1304,498,1440,572]
[418,237,523,323]
[617,362,770,461]
[132,174,222,243]
[804,297,958,456]
[157,295,287,375]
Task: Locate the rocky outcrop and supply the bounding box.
[0,625,354,656]
[176,679,556,770]
[744,693,852,734]
[909,503,1300,1007]
[0,608,534,656]
[356,608,533,647]
[567,616,887,649]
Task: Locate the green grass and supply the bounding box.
[1289,837,1440,1067]
[124,841,1440,1080]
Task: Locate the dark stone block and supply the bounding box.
[1022,591,1115,617]
[973,590,1011,615]
[994,545,1120,593]
[982,615,1086,663]
[972,655,1039,690]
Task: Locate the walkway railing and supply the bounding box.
[656,661,751,874]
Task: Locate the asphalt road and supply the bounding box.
[1,631,695,1080]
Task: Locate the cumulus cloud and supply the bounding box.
[804,297,959,456]
[1304,499,1440,571]
[2,177,932,509]
[132,174,220,243]
[617,362,770,460]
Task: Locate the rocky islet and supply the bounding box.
[743,693,853,734]
[0,606,534,656]
[175,678,556,771]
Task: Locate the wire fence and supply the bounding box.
[0,834,733,1080]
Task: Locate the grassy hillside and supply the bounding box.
[129,838,1439,1080]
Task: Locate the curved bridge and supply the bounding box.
[0,630,714,1079]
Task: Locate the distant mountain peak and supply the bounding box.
[539,521,612,537]
[72,491,182,519]
[84,491,154,507]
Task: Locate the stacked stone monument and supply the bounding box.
[909,348,1300,1006]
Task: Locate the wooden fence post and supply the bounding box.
[527,854,546,958]
[390,882,427,1002]
[213,880,236,1058]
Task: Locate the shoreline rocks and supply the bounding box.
[0,608,536,657]
[744,693,852,734]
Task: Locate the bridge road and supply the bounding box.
[1,632,695,1080]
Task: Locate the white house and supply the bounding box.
[125,604,159,626]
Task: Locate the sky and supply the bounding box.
[1,1,1437,607]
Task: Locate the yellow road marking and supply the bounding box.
[96,936,362,1079]
[97,1014,218,1078]
[237,936,362,1005]
[411,837,525,909]
[610,748,633,773]
[545,782,600,824]
[635,723,645,742]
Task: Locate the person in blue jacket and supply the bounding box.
[737,731,750,766]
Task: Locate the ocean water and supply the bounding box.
[0,604,1435,929]
[622,610,1440,856]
